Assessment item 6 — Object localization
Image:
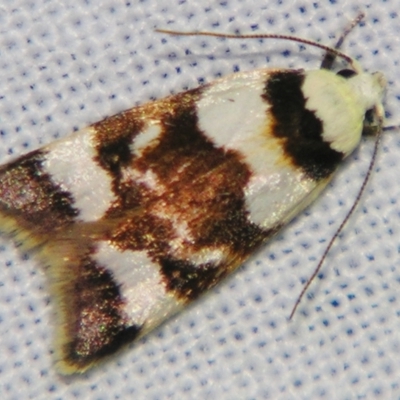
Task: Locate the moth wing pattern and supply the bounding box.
[0,62,385,372]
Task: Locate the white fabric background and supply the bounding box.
[0,0,399,399]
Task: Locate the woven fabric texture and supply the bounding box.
[0,0,400,399]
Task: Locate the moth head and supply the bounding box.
[337,68,387,137]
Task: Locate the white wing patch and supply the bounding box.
[43,127,115,221]
[94,242,182,329]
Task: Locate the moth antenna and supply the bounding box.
[156,28,362,72]
[158,11,384,321]
[289,125,383,321]
[320,11,365,70]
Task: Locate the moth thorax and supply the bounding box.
[303,69,384,157]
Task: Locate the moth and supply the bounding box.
[0,15,386,374]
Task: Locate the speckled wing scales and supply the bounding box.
[0,67,385,373]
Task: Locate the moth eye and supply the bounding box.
[364,109,375,123]
[362,108,379,136]
[337,69,357,78]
